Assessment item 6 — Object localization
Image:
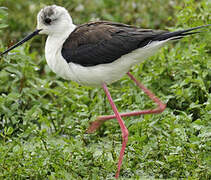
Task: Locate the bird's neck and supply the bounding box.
[50,22,76,38]
[46,23,76,51]
[44,23,76,79]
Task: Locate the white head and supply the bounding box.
[37,5,74,35]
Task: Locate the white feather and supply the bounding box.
[39,5,171,87]
[45,33,170,87]
[67,40,170,86]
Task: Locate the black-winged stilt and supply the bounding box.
[1,5,210,179]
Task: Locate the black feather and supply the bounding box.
[61,22,210,67]
[152,24,210,41]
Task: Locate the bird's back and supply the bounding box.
[61,21,168,67]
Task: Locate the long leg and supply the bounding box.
[87,72,166,133]
[102,83,128,179]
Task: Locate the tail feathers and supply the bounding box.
[153,24,211,41]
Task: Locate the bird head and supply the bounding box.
[37,5,73,35]
[0,5,74,56]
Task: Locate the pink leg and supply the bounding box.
[87,72,166,133]
[102,83,128,179]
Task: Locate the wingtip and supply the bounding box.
[185,24,211,31]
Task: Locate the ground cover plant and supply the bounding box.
[0,0,210,179]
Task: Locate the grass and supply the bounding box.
[0,0,211,179]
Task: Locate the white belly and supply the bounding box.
[45,36,169,87]
[67,40,169,87]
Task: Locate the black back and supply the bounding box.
[61,21,167,67]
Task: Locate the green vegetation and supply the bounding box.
[0,0,210,179]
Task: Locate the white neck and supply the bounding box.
[45,23,76,79]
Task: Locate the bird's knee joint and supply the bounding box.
[159,103,166,112]
[122,129,129,140]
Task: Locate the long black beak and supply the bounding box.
[0,29,42,56]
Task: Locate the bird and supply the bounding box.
[0,5,210,179]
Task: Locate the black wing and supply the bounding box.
[61,21,167,67]
[62,21,207,67]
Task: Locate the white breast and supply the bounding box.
[45,25,77,81]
